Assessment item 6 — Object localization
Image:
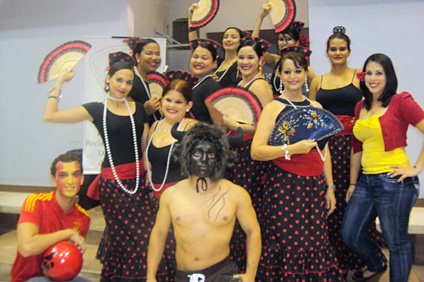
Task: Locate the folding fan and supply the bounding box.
[267,0,296,33]
[269,107,344,146]
[191,0,220,28]
[205,87,262,125]
[146,72,168,99]
[38,40,91,83]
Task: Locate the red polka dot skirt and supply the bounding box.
[97,176,172,281]
[257,163,344,282]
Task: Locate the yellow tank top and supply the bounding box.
[353,114,411,174]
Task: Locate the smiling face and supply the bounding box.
[52,161,83,199]
[280,58,307,95]
[365,61,387,98]
[190,46,216,78]
[327,38,350,65]
[222,28,241,51]
[106,69,134,99]
[277,33,299,50]
[189,141,217,178]
[136,42,161,74]
[237,46,261,80]
[161,89,193,121]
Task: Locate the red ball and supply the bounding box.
[42,241,83,281]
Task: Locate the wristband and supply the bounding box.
[328,184,336,190]
[48,95,62,101]
[414,165,422,174]
[281,144,291,160]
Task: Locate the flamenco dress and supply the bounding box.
[191,75,221,123]
[257,98,343,282]
[83,102,170,281]
[315,73,386,270]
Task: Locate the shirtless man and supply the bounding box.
[147,124,261,282]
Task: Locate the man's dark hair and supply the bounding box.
[50,152,82,176]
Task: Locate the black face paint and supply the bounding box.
[190,141,217,192]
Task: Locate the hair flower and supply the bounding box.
[356,71,365,82]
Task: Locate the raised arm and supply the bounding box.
[188,3,200,42]
[17,222,86,258]
[252,3,272,38]
[147,192,172,282]
[43,70,92,123]
[233,187,261,282]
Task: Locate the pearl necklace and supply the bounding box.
[214,58,236,82]
[192,74,212,90]
[145,118,185,192]
[280,90,327,161]
[103,94,140,194]
[241,73,261,89]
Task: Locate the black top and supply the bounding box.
[192,76,221,123]
[129,76,161,124]
[315,72,362,116]
[147,142,185,184]
[215,56,241,87]
[82,102,148,167]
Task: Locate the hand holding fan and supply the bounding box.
[205,87,262,125]
[269,107,343,146]
[191,0,220,28]
[267,0,296,33]
[38,40,91,83]
[147,72,169,99]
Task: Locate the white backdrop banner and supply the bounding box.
[83,36,167,174]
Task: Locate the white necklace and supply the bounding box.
[214,58,236,82]
[134,67,158,121]
[192,74,212,90]
[280,91,327,161]
[242,73,261,89]
[103,94,140,194]
[145,118,185,192]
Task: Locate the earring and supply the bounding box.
[304,78,309,94]
[279,79,283,94]
[259,65,263,73]
[236,67,240,79]
[104,83,110,92]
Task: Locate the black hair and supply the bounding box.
[276,52,308,74]
[108,61,134,77]
[361,53,398,110]
[223,27,244,39]
[50,152,82,176]
[193,41,218,62]
[277,25,300,45]
[237,39,265,58]
[133,38,159,64]
[178,123,235,181]
[326,26,351,52]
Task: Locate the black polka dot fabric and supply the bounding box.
[108,52,135,67]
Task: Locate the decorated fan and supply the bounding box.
[267,0,296,33]
[269,107,343,146]
[38,40,91,83]
[147,72,168,99]
[191,0,220,28]
[205,87,262,125]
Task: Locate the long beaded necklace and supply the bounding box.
[241,72,261,89]
[134,67,158,121]
[280,90,327,161]
[214,58,236,82]
[145,118,185,192]
[103,94,140,194]
[192,74,212,90]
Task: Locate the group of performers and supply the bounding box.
[10,2,424,282]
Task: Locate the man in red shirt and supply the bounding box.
[11,152,91,282]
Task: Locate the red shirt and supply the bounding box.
[353,92,424,153]
[11,191,90,282]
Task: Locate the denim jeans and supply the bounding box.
[341,173,419,282]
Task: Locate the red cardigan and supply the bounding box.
[353,92,424,153]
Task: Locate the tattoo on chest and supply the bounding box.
[205,186,229,221]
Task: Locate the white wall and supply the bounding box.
[168,0,309,37]
[309,0,424,197]
[0,0,129,186]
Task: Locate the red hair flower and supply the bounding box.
[356,71,365,81]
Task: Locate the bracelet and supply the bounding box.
[349,183,356,186]
[328,184,336,190]
[281,144,291,160]
[49,86,62,94]
[189,26,198,32]
[48,95,62,101]
[414,165,422,174]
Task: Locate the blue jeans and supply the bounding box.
[341,173,419,282]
